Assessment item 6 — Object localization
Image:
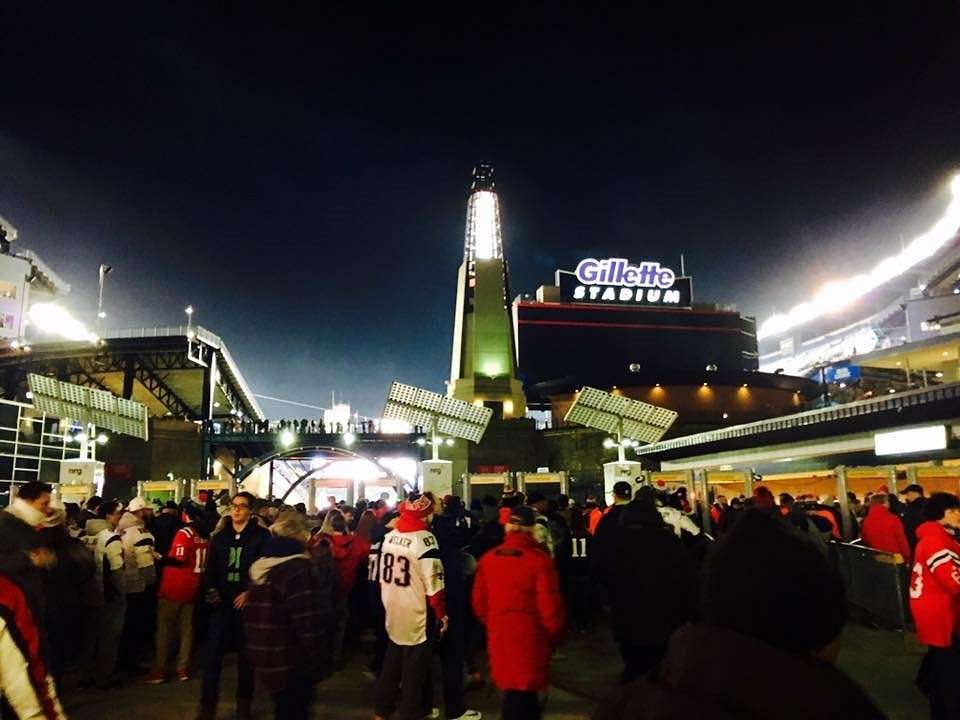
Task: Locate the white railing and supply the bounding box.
[105,326,264,420]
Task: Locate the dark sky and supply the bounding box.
[2,3,960,417]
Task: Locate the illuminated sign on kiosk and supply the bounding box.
[556,256,692,307]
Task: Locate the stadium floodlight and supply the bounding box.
[758,172,960,340]
[382,381,494,459]
[27,302,99,343]
[27,374,149,455]
[564,386,677,461]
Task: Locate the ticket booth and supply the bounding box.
[192,478,232,504]
[462,472,511,506]
[648,470,694,494]
[138,479,185,505]
[515,471,568,499]
[843,466,897,498]
[704,470,750,500]
[755,471,838,502]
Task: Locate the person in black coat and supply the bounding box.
[600,486,698,684]
[429,495,480,720]
[152,501,182,559]
[198,492,270,720]
[899,484,927,551]
[595,510,885,720]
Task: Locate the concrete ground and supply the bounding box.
[62,622,927,720]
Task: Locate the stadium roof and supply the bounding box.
[637,381,960,464]
[0,325,264,421]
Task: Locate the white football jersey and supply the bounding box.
[379,528,444,645]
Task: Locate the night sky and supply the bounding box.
[2,4,959,417]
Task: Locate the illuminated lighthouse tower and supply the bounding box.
[448,164,526,419]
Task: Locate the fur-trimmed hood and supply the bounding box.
[249,553,310,585]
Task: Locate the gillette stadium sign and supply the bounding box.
[556,257,692,308]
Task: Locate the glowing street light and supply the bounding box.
[278,429,295,448]
[96,433,109,445]
[96,263,112,335]
[342,431,357,447]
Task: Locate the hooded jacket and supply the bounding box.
[244,538,329,692]
[472,530,565,691]
[117,511,157,594]
[594,623,886,720]
[860,505,911,561]
[909,520,960,647]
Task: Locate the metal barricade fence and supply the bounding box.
[831,542,911,631]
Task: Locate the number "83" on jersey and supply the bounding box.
[381,552,411,587]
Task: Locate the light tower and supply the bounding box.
[448,164,526,419]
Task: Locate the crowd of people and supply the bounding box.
[0,476,958,719]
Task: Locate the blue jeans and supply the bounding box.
[201,605,254,704]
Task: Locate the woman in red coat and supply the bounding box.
[310,509,370,668]
[472,505,565,720]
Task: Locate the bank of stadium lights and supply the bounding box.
[383,382,494,461]
[565,387,678,462]
[758,172,960,340]
[30,374,148,441]
[27,302,99,344]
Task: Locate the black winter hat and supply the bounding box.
[702,509,846,655]
[508,505,536,527]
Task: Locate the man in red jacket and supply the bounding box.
[909,492,960,719]
[860,493,911,561]
[472,505,565,720]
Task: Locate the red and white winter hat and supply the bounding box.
[399,495,433,519]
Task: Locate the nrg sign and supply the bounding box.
[555,256,692,308]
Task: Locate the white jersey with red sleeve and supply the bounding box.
[379,528,445,646]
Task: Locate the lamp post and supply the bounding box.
[96,264,112,336]
[185,305,194,336]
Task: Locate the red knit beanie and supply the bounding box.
[399,495,433,519]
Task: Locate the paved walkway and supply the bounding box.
[62,643,594,720]
[62,623,927,720]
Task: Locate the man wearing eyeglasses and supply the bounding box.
[196,492,270,720]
